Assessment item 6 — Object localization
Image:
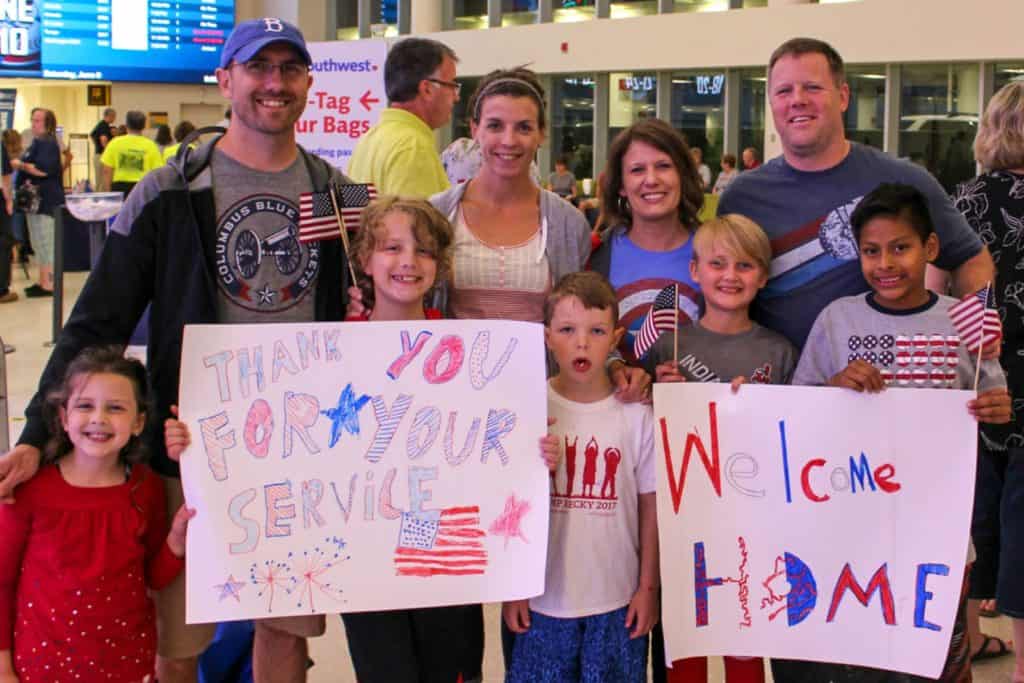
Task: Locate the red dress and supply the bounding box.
[0,463,183,682]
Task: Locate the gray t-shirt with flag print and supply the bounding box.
[210,149,320,323]
[793,292,1005,391]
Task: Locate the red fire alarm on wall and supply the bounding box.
[561,41,568,53]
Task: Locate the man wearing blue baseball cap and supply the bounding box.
[0,17,352,683]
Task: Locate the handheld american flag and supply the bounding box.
[633,284,678,359]
[948,284,1001,351]
[297,182,378,243]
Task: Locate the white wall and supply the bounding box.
[109,82,227,131]
[422,0,1024,76]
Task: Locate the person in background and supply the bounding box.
[712,153,738,195]
[162,120,196,162]
[154,123,173,157]
[12,108,64,298]
[349,37,459,197]
[547,154,578,205]
[951,79,1024,673]
[89,107,115,191]
[100,110,163,197]
[2,129,26,280]
[691,146,711,190]
[0,131,13,307]
[741,146,760,171]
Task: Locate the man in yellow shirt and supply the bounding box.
[348,38,458,197]
[100,110,163,195]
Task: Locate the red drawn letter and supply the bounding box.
[827,563,896,625]
[800,458,830,502]
[660,401,722,514]
[874,464,901,493]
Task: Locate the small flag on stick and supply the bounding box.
[633,284,679,359]
[298,182,378,243]
[948,284,1001,351]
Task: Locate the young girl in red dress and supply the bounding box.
[0,346,194,683]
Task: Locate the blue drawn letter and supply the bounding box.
[365,393,413,462]
[203,350,234,402]
[236,346,265,398]
[445,412,481,466]
[228,488,259,554]
[301,479,326,529]
[914,563,950,631]
[481,409,517,466]
[693,542,724,627]
[849,453,877,494]
[407,406,441,460]
[469,331,517,390]
[408,466,439,514]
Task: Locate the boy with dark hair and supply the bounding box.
[792,182,1011,682]
[504,271,659,682]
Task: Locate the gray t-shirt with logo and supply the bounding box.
[210,149,321,323]
[647,321,797,385]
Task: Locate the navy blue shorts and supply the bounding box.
[505,606,649,682]
[969,444,1024,616]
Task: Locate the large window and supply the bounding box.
[844,66,885,150]
[454,0,489,30]
[503,0,538,26]
[994,63,1024,96]
[608,71,657,150]
[670,70,725,187]
[899,63,980,192]
[554,0,597,22]
[369,0,400,37]
[738,68,766,166]
[610,0,658,18]
[550,74,596,181]
[336,1,358,40]
[673,0,730,11]
[451,77,483,141]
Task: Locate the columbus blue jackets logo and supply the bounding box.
[215,195,320,312]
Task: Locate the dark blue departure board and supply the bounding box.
[0,0,234,83]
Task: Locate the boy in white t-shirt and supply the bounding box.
[503,271,659,682]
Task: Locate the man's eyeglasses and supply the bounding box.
[235,60,309,80]
[426,78,461,95]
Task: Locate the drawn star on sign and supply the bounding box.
[320,382,371,448]
[488,494,531,549]
[255,284,276,306]
[215,574,246,602]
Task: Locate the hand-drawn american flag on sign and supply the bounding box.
[948,285,1002,350]
[297,182,377,243]
[633,284,678,359]
[394,506,488,577]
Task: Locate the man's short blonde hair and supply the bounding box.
[975,81,1024,172]
[692,214,772,274]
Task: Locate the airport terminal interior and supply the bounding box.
[3,0,1024,680]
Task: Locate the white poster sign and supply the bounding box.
[179,320,548,623]
[654,383,976,679]
[296,39,387,171]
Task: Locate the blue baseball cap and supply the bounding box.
[219,17,312,69]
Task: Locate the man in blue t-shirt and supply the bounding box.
[718,37,1001,682]
[719,37,993,352]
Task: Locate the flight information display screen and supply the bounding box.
[0,0,233,83]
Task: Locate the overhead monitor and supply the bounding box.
[0,0,234,84]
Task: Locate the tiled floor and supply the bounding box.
[1,264,1018,682]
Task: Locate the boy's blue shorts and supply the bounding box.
[505,606,648,683]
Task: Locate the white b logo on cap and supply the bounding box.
[262,17,284,32]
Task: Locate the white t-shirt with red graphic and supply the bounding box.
[533,383,657,619]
